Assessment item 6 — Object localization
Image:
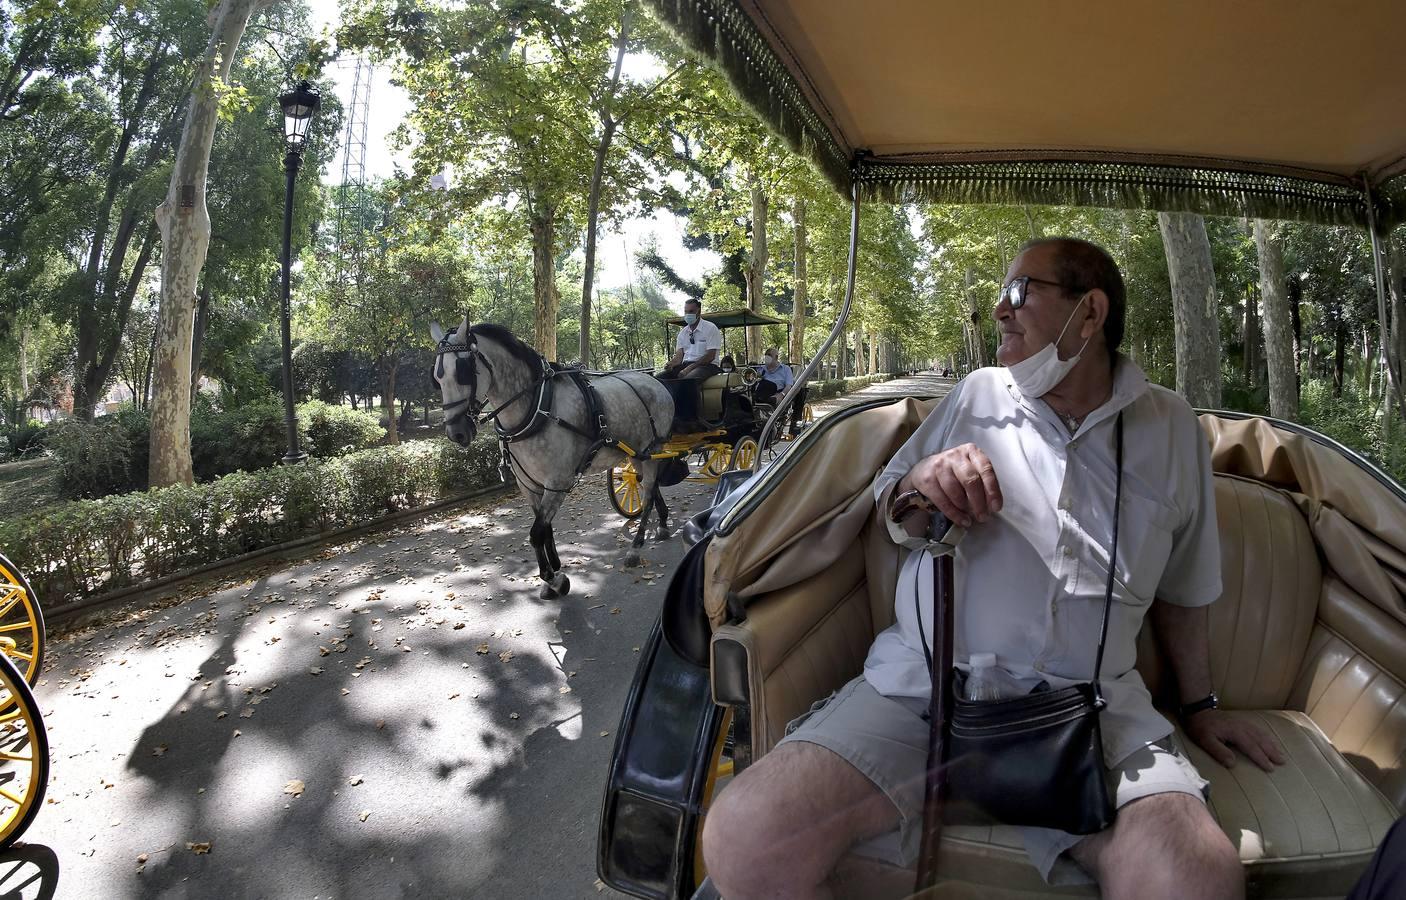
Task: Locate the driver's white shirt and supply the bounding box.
[866,358,1221,765]
[677,319,722,363]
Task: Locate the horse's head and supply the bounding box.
[430,315,491,447]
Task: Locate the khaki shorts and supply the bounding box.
[776,675,1210,886]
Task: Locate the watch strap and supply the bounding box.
[1179,693,1219,718]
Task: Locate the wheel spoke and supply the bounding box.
[0,623,32,635]
[0,786,24,805]
[4,651,31,663]
[0,750,31,763]
[0,594,21,621]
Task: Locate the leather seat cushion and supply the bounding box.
[836,710,1397,898]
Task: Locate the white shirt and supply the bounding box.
[677,319,722,364]
[866,358,1221,765]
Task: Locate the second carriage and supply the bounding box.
[606,309,812,520]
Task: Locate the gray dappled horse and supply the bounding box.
[430,318,678,599]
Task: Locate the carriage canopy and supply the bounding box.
[664,308,788,329]
[647,0,1406,228]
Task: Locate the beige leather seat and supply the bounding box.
[705,401,1405,898]
[699,372,748,422]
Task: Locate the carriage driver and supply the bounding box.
[658,298,722,429]
[702,238,1286,899]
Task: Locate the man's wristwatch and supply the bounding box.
[1178,692,1219,719]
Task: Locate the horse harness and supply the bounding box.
[435,331,660,494]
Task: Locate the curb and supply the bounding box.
[44,481,517,622]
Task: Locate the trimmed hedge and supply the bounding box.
[0,434,503,604]
[808,373,895,400]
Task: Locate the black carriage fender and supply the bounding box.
[662,536,713,668]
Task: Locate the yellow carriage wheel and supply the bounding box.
[729,437,759,472]
[606,460,646,519]
[691,708,733,891]
[0,553,45,688]
[699,445,732,478]
[0,651,47,851]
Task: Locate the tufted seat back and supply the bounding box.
[1137,475,1323,710]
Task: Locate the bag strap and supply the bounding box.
[1089,412,1125,706]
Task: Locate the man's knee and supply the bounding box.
[1084,794,1242,899]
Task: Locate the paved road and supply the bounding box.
[10,374,950,900]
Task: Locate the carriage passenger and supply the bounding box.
[702,237,1286,900]
[753,348,805,432]
[658,299,722,429]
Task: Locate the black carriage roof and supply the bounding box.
[647,0,1406,229]
[665,308,788,328]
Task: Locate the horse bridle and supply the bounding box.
[434,326,553,438]
[434,330,495,429]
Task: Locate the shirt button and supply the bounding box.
[1062,545,1074,558]
[1051,599,1059,614]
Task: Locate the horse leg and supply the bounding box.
[533,491,569,598]
[624,462,660,567]
[543,523,569,597]
[653,489,671,541]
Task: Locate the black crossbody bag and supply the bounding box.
[915,414,1124,889]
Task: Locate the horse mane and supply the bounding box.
[469,323,543,370]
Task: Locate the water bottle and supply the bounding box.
[965,652,1011,701]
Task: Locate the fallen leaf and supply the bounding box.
[152,744,168,757]
[599,730,610,737]
[453,622,465,630]
[509,712,520,720]
[309,667,323,676]
[475,643,489,655]
[187,841,211,855]
[358,810,371,822]
[136,853,149,864]
[610,608,621,615]
[239,708,254,719]
[233,729,242,737]
[349,775,364,786]
[283,780,305,797]
[498,650,514,662]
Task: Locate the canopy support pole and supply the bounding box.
[757,173,861,456]
[1364,181,1406,424]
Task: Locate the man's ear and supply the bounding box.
[1082,289,1109,341]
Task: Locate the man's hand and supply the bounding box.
[1183,710,1286,772]
[899,443,1002,528]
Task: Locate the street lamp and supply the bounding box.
[276,81,320,464]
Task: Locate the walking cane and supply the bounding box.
[914,550,956,893]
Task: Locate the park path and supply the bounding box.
[13,373,948,900]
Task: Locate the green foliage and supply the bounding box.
[46,415,135,499]
[2,421,48,460]
[304,401,385,457]
[0,435,504,603]
[1299,380,1406,484]
[47,400,387,498]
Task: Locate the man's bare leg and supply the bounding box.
[702,741,900,900]
[1070,793,1242,900]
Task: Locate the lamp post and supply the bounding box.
[276,80,320,465]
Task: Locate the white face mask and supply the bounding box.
[763,354,776,366]
[1006,295,1091,399]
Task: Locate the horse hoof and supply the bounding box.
[552,572,571,596]
[653,526,672,541]
[539,583,559,600]
[623,550,642,568]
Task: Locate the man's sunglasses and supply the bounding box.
[999,275,1081,310]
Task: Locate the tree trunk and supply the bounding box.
[1254,220,1298,420]
[1158,211,1223,407]
[854,325,867,376]
[190,282,210,401]
[74,221,156,417]
[744,185,768,362]
[17,320,28,399]
[530,202,558,361]
[148,0,271,488]
[868,326,878,374]
[577,7,630,367]
[381,360,399,446]
[1242,284,1258,387]
[965,266,989,368]
[790,197,806,367]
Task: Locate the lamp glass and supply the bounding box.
[278,82,321,153]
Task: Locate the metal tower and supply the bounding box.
[335,56,374,286]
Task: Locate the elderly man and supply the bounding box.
[659,298,722,429]
[702,238,1284,899]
